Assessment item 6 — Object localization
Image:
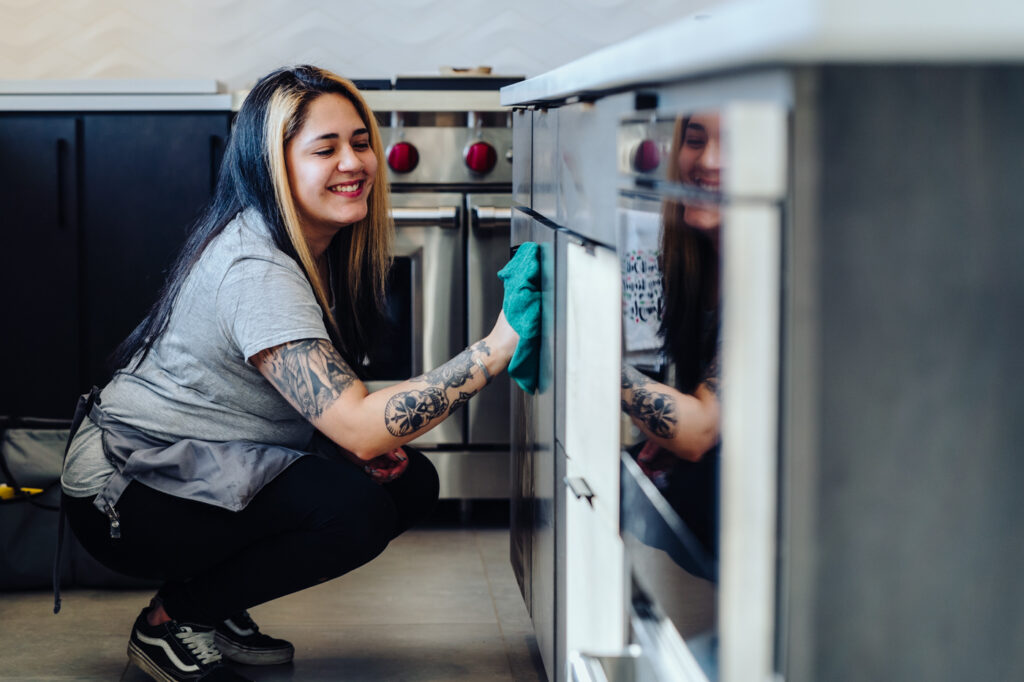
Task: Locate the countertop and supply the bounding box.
[0,79,232,111]
[500,0,1024,105]
[0,79,505,112]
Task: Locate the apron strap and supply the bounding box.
[53,387,101,614]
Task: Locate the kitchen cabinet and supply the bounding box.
[510,209,560,681]
[0,116,80,418]
[504,2,1024,681]
[0,111,230,418]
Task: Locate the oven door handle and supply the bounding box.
[390,206,460,227]
[471,206,512,229]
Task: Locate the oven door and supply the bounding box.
[363,191,465,446]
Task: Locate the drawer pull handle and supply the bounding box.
[564,476,594,504]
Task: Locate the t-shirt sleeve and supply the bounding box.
[216,255,330,361]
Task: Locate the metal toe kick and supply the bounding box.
[421,449,510,499]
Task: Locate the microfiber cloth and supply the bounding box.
[497,242,542,393]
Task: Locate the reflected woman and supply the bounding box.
[621,112,722,557]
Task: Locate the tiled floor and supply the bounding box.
[0,503,547,682]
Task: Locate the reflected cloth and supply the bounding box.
[497,242,542,393]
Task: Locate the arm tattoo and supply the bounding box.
[702,355,721,398]
[384,340,492,436]
[385,387,449,436]
[262,339,358,419]
[621,364,678,439]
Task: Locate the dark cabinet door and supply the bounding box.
[80,113,229,387]
[0,115,80,418]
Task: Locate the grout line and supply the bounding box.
[475,528,520,681]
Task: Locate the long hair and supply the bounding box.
[660,115,719,394]
[111,65,392,375]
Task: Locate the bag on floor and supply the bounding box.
[0,418,157,590]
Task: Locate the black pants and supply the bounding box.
[63,449,438,625]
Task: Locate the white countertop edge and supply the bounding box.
[0,79,221,95]
[361,90,506,112]
[0,94,234,112]
[501,0,1024,106]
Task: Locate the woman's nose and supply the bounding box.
[698,139,721,171]
[337,145,363,171]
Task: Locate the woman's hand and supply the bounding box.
[487,310,520,365]
[362,447,409,483]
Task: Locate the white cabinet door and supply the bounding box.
[564,239,627,658]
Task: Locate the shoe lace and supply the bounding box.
[176,626,223,665]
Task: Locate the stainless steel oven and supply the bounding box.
[358,80,517,499]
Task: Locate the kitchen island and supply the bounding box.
[502,1,1024,680]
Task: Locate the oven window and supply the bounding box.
[364,255,414,380]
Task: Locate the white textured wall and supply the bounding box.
[0,0,708,91]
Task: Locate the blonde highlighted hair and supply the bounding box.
[263,67,393,343]
[112,65,393,375]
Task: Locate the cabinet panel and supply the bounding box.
[532,108,558,219]
[509,210,559,682]
[564,239,621,527]
[80,113,229,386]
[0,115,80,417]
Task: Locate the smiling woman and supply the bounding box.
[284,94,378,235]
[55,65,520,682]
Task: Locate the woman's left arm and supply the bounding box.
[621,364,720,462]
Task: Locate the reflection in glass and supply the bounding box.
[619,112,724,678]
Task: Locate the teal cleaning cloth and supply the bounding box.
[497,242,542,393]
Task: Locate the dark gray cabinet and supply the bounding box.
[0,115,81,418]
[0,111,230,418]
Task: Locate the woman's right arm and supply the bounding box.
[252,311,519,460]
[620,364,720,462]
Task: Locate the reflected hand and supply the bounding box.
[363,447,409,483]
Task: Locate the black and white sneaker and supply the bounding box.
[127,608,251,681]
[214,611,294,665]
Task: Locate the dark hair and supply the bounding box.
[660,115,720,394]
[659,216,719,394]
[111,65,392,376]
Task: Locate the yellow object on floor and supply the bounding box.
[0,484,44,500]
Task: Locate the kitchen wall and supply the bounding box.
[0,0,706,90]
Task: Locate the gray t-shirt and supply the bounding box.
[62,209,330,496]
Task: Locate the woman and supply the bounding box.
[621,112,722,557]
[59,65,519,682]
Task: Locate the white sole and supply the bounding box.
[128,640,183,682]
[213,633,294,666]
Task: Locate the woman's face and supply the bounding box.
[285,93,378,233]
[677,112,721,232]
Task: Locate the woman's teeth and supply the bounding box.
[330,181,361,192]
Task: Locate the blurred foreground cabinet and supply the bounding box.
[0,111,229,418]
[504,1,1024,681]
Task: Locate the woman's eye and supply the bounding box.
[353,141,371,151]
[314,148,334,157]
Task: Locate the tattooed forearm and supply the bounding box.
[417,340,492,389]
[262,339,358,419]
[384,340,493,436]
[385,387,449,436]
[621,364,678,439]
[449,391,473,414]
[701,355,720,398]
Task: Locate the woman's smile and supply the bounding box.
[327,180,365,196]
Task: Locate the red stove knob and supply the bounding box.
[387,141,419,173]
[464,141,497,174]
[632,139,660,173]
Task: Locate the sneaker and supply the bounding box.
[127,608,251,681]
[214,610,294,665]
